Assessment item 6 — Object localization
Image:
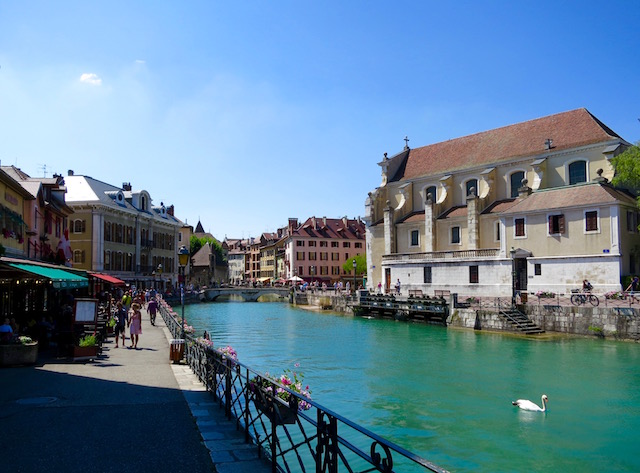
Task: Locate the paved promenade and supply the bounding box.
[0,306,269,473]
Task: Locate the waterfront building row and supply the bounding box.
[365,108,638,297]
[223,216,366,285]
[0,166,192,292]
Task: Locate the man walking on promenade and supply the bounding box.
[148,297,158,325]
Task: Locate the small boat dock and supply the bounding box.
[351,292,449,325]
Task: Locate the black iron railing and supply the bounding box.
[158,300,449,473]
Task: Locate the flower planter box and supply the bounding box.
[73,345,99,361]
[0,342,38,366]
[253,390,298,425]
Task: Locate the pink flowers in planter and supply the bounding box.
[251,365,312,411]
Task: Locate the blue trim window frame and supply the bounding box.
[451,226,461,245]
[510,171,525,198]
[410,229,420,247]
[568,160,587,185]
[465,179,478,199]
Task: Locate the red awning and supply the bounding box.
[90,272,126,285]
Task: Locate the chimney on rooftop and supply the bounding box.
[167,205,174,216]
[122,182,132,191]
[68,170,74,176]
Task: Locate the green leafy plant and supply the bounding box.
[78,334,97,347]
[588,326,604,338]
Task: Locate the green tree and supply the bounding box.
[189,234,203,255]
[611,142,640,194]
[342,253,367,276]
[189,235,226,264]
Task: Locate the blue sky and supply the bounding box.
[1,1,639,240]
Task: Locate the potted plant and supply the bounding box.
[214,345,238,374]
[74,333,99,360]
[0,335,39,366]
[250,366,312,425]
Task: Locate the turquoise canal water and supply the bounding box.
[183,301,640,472]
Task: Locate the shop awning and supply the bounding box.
[90,272,126,285]
[9,263,88,289]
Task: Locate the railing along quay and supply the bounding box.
[158,300,449,473]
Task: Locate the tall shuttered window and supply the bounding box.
[585,211,598,232]
[548,214,565,235]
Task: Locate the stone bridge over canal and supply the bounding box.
[201,286,290,302]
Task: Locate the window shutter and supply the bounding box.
[558,215,565,234]
[548,215,553,234]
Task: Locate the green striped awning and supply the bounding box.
[9,263,88,289]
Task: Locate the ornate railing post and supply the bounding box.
[224,358,232,418]
[316,411,338,473]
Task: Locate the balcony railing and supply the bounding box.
[159,301,449,473]
[382,248,500,262]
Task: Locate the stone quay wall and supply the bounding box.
[295,291,640,341]
[447,305,640,341]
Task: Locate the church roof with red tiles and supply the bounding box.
[393,108,621,181]
[500,182,636,214]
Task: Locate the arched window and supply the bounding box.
[569,161,587,185]
[465,179,478,198]
[73,219,85,233]
[425,186,437,204]
[510,171,525,198]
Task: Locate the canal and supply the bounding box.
[183,300,639,472]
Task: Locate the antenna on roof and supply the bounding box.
[39,164,48,177]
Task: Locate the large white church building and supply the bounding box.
[365,109,638,298]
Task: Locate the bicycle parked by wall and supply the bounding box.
[570,289,600,306]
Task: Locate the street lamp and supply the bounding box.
[352,258,357,294]
[178,245,190,345]
[311,265,315,285]
[510,246,516,307]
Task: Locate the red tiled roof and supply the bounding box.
[399,213,425,223]
[292,217,365,240]
[439,206,468,219]
[396,109,621,181]
[482,199,519,214]
[501,182,636,214]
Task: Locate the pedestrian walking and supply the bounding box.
[114,301,128,348]
[128,302,142,349]
[377,281,382,294]
[147,297,158,325]
[395,279,401,295]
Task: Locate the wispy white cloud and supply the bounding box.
[79,73,102,85]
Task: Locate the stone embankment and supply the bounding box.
[295,291,640,341]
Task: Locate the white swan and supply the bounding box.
[512,394,548,412]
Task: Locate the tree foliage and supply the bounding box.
[190,235,226,264]
[342,253,367,276]
[611,142,640,194]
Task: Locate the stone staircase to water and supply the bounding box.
[499,307,545,334]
